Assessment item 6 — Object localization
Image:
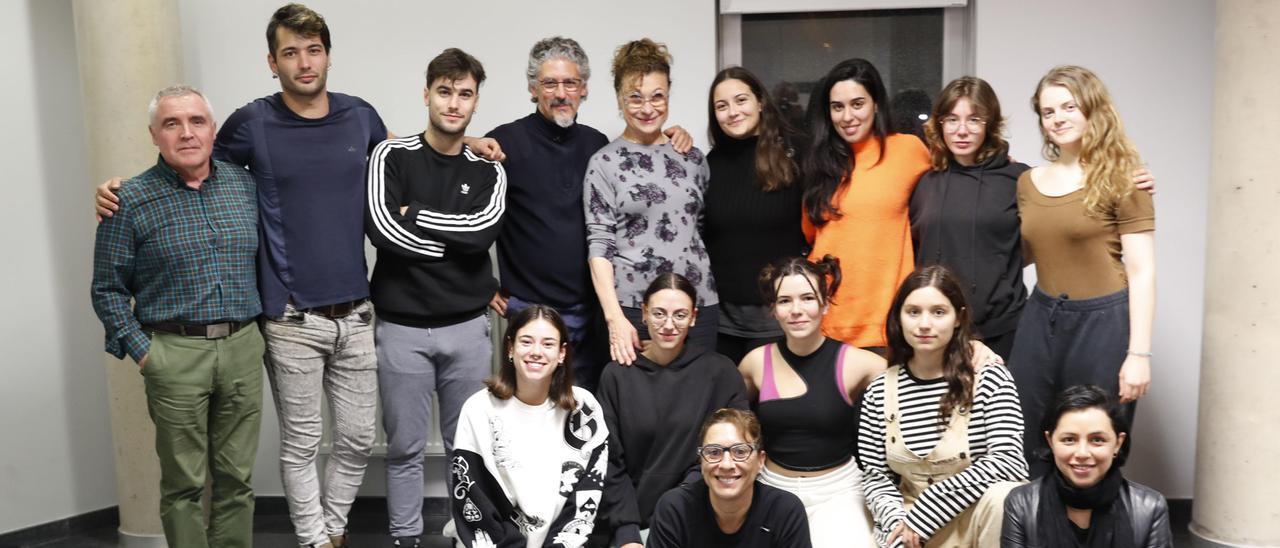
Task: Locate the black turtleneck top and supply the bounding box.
[486,112,609,307]
[704,136,807,305]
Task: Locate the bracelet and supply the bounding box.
[1127,350,1153,358]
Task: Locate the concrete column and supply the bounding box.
[71,1,183,546]
[1191,2,1280,547]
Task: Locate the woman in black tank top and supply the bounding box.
[738,256,886,547]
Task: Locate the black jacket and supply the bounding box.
[909,147,1030,339]
[364,136,505,327]
[1001,479,1173,547]
[595,344,749,545]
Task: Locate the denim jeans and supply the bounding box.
[262,301,379,546]
[376,314,492,538]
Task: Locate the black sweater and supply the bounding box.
[486,113,608,307]
[365,135,505,327]
[595,344,748,545]
[648,479,813,548]
[909,147,1030,339]
[704,136,807,304]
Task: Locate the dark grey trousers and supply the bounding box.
[1008,287,1135,478]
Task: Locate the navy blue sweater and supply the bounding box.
[216,92,387,316]
[486,113,608,308]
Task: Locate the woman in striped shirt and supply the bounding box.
[857,265,1028,547]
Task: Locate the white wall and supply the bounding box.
[173,0,719,497]
[0,0,118,535]
[974,0,1214,498]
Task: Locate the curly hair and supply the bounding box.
[924,76,1008,171]
[611,38,671,93]
[708,67,798,191]
[526,36,591,85]
[1032,65,1142,218]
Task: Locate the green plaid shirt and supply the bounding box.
[91,156,261,363]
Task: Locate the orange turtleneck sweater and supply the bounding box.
[802,133,931,348]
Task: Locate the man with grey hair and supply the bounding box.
[485,37,690,392]
[91,84,263,548]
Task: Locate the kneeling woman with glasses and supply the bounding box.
[595,273,748,546]
[648,408,812,547]
[857,265,1027,548]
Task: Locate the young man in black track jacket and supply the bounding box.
[363,48,506,548]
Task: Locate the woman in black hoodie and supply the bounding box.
[595,272,749,546]
[910,77,1154,359]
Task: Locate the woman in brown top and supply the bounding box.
[1009,66,1155,477]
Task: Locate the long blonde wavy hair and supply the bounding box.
[1032,65,1141,217]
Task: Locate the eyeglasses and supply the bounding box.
[941,116,987,133]
[697,443,758,463]
[648,309,692,327]
[540,78,583,93]
[624,92,668,110]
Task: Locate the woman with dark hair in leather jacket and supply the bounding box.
[1001,385,1172,548]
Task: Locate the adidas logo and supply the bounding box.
[460,184,471,195]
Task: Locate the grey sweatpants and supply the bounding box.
[375,314,491,538]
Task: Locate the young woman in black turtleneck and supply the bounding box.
[703,67,807,364]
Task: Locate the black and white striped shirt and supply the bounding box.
[857,364,1027,543]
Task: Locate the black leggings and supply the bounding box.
[1008,287,1135,478]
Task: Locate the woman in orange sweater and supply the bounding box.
[801,58,931,351]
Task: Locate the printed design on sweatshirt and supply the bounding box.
[558,461,584,496]
[655,212,677,243]
[563,400,600,451]
[663,154,688,184]
[550,489,599,545]
[622,213,648,241]
[626,182,668,207]
[615,148,655,174]
[510,506,546,535]
[461,498,482,523]
[450,455,475,501]
[489,416,516,470]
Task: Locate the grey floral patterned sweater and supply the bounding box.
[584,138,718,308]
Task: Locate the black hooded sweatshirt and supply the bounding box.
[595,344,749,545]
[909,146,1031,339]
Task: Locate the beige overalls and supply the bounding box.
[883,366,1023,548]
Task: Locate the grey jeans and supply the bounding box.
[376,314,492,538]
[263,301,379,546]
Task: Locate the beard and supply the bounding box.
[547,97,577,128]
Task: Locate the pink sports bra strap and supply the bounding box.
[759,343,781,403]
[835,344,853,406]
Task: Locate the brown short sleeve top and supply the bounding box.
[1016,170,1154,299]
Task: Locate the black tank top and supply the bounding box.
[756,337,859,471]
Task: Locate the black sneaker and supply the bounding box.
[391,537,420,548]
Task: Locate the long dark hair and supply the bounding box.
[486,304,577,410]
[885,265,975,426]
[802,58,893,227]
[707,66,797,192]
[758,255,842,307]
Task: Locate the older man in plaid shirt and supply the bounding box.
[90,84,263,548]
